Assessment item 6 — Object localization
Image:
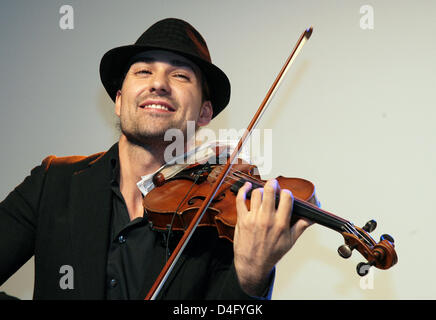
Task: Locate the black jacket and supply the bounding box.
[0,143,266,299]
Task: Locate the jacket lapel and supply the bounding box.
[68,144,117,299]
[67,143,191,299]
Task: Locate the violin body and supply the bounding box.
[143,162,317,242]
[144,163,258,242]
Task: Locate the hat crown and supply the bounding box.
[135,18,212,63]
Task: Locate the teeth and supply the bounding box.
[144,104,170,111]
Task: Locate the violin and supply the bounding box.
[142,27,398,300]
[144,161,397,274]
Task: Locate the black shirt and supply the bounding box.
[106,155,172,299]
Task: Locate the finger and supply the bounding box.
[276,189,294,227]
[262,179,279,215]
[250,187,263,212]
[236,181,252,217]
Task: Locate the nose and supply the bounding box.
[149,72,171,95]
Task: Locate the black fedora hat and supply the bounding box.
[99,18,230,119]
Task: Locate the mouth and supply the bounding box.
[139,101,176,112]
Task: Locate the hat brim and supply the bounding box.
[99,44,230,119]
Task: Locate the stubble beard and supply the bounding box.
[117,115,193,154]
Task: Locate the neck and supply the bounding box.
[118,134,167,180]
[117,134,167,220]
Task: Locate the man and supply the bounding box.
[0,18,311,299]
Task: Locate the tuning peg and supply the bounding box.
[356,261,375,276]
[380,234,395,244]
[362,219,377,233]
[337,244,353,259]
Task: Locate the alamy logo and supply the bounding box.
[59,265,74,290]
[59,5,74,30]
[359,267,375,290]
[360,5,374,30]
[163,122,273,175]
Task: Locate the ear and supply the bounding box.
[115,90,122,117]
[197,101,213,127]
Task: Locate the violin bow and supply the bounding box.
[145,27,313,300]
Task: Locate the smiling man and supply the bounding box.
[116,50,213,147]
[0,18,311,300]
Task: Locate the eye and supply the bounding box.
[174,73,190,81]
[175,72,191,82]
[135,69,151,75]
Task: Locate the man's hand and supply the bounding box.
[233,179,312,296]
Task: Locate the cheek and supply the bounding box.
[185,100,203,119]
[179,87,203,115]
[120,78,144,103]
[120,93,140,115]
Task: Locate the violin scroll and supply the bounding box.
[338,220,398,276]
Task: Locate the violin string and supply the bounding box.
[222,169,372,247]
[225,169,370,241]
[211,168,367,241]
[213,167,371,245]
[169,164,371,248]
